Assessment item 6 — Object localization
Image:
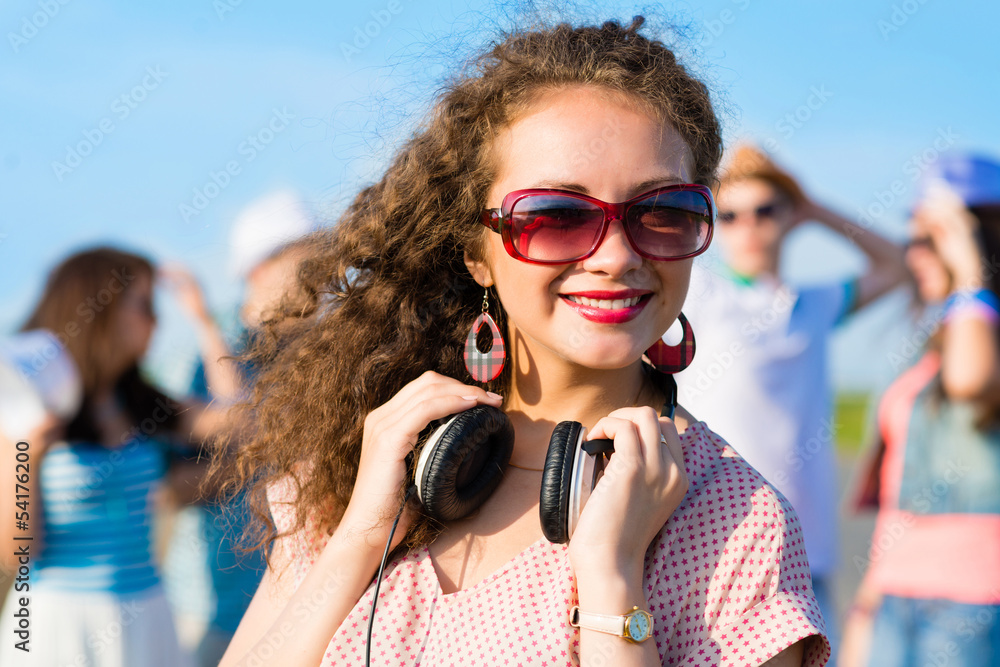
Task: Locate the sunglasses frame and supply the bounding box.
[717,200,787,225]
[480,184,716,265]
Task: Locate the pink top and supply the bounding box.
[268,421,830,666]
[865,352,1000,604]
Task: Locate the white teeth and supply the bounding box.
[567,295,642,309]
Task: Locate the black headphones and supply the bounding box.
[365,366,678,666]
[411,365,677,543]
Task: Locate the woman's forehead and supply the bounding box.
[717,178,781,205]
[490,87,694,194]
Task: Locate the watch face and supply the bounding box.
[628,611,652,641]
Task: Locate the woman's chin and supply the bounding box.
[558,348,644,372]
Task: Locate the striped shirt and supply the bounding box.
[34,437,167,594]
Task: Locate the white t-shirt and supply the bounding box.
[675,264,853,577]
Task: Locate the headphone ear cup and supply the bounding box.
[416,405,514,522]
[539,421,582,544]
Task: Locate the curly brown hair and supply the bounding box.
[219,16,723,566]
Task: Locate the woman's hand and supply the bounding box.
[158,263,212,324]
[916,184,983,289]
[568,407,688,575]
[337,371,503,552]
[788,195,819,230]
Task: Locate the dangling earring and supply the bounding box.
[645,312,696,374]
[464,289,506,383]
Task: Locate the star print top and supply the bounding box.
[267,421,831,666]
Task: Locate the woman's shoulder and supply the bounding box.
[648,421,830,665]
[265,463,337,590]
[265,461,321,534]
[672,421,805,545]
[660,419,816,603]
[676,421,777,493]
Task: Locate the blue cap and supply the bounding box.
[919,153,1000,207]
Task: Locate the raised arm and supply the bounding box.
[798,199,908,313]
[157,264,246,445]
[159,264,244,403]
[918,191,1000,401]
[939,290,1000,403]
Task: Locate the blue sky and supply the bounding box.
[2,0,997,394]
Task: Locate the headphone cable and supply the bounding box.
[365,484,416,667]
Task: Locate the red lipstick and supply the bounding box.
[559,290,651,324]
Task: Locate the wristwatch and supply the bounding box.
[569,605,654,643]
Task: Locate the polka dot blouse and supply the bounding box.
[267,421,831,666]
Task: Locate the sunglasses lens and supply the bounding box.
[510,195,604,262]
[626,189,712,259]
[756,204,778,219]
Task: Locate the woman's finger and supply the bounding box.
[594,407,667,471]
[378,370,500,416]
[658,417,685,471]
[587,415,644,470]
[388,393,499,454]
[382,380,501,430]
[363,380,503,467]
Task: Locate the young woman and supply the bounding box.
[841,154,1000,667]
[675,145,907,654]
[0,247,239,666]
[220,19,830,667]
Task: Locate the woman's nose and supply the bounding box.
[581,217,644,277]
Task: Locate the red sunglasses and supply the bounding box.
[480,185,715,265]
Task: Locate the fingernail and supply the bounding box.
[486,392,502,400]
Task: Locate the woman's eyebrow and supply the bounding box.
[528,175,685,197]
[528,180,590,192]
[630,176,685,194]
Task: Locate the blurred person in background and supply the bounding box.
[675,145,908,655]
[162,190,316,667]
[841,154,1000,667]
[0,246,240,667]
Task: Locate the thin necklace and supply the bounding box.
[506,376,649,472]
[506,461,546,471]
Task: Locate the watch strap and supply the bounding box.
[569,606,628,637]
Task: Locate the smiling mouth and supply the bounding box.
[563,295,646,310]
